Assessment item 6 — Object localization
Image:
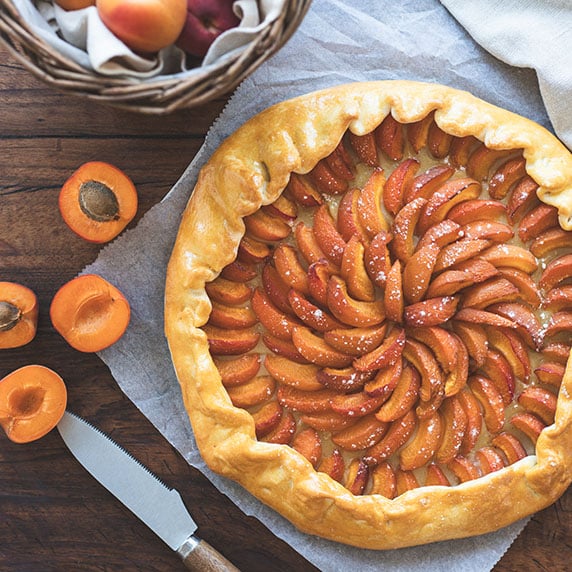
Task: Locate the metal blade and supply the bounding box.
[57,410,197,551]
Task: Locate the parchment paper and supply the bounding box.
[83,1,557,569]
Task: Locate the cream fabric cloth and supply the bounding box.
[441,0,572,150]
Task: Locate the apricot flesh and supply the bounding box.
[0,365,67,443]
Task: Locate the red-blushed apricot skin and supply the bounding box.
[50,274,130,353]
[0,365,67,443]
[96,0,187,54]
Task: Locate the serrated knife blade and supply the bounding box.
[57,411,239,571]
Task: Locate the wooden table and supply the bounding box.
[0,42,571,571]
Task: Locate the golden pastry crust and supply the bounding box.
[165,80,572,549]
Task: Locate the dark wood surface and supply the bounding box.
[0,42,571,572]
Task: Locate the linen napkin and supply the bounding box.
[441,0,572,150]
[83,0,566,570]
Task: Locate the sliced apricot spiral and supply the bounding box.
[201,111,572,498]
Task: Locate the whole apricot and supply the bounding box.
[96,0,187,54]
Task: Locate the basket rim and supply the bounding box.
[0,0,312,112]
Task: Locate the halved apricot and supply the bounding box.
[50,274,130,352]
[59,161,137,244]
[0,365,66,443]
[0,282,39,349]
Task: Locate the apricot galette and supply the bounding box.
[165,81,572,549]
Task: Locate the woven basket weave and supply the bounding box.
[0,0,311,113]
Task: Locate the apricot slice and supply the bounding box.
[50,274,130,353]
[364,231,392,288]
[313,205,347,266]
[518,203,559,243]
[286,173,323,207]
[323,324,387,357]
[287,289,342,332]
[375,114,404,161]
[340,236,376,302]
[435,396,468,464]
[237,235,271,265]
[395,469,420,495]
[295,222,336,272]
[345,458,370,495]
[214,354,261,387]
[530,228,572,259]
[433,239,492,273]
[468,375,505,434]
[518,386,557,425]
[0,282,38,349]
[59,161,137,244]
[364,358,403,398]
[209,300,257,329]
[447,199,507,226]
[427,121,453,159]
[277,385,337,414]
[466,144,514,181]
[452,321,488,368]
[403,296,459,328]
[455,308,518,330]
[353,327,405,373]
[317,448,345,482]
[399,412,442,471]
[402,338,443,403]
[316,366,374,393]
[416,178,481,235]
[391,197,427,262]
[488,302,543,349]
[273,244,310,295]
[205,278,252,306]
[265,194,298,222]
[416,219,463,251]
[425,463,451,487]
[375,365,420,422]
[404,164,454,203]
[348,131,378,166]
[407,113,434,153]
[461,277,519,309]
[326,275,386,327]
[300,410,357,432]
[261,409,296,444]
[497,267,542,309]
[476,447,506,474]
[226,376,275,409]
[539,254,572,292]
[291,326,354,368]
[220,260,258,282]
[261,264,294,315]
[383,158,419,216]
[486,328,531,384]
[264,355,323,392]
[481,349,516,404]
[448,135,479,168]
[506,175,539,222]
[325,141,354,181]
[460,220,514,243]
[244,208,291,241]
[383,260,404,323]
[491,432,527,465]
[458,388,483,456]
[488,156,527,200]
[510,412,545,444]
[534,362,566,388]
[330,391,386,419]
[292,428,322,467]
[369,461,397,498]
[309,159,347,195]
[425,269,473,298]
[206,325,260,356]
[0,365,67,443]
[357,168,388,238]
[364,409,416,464]
[448,456,480,483]
[251,401,283,438]
[307,260,333,307]
[337,188,368,242]
[402,242,440,304]
[251,289,300,341]
[262,333,307,363]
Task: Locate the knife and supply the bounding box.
[57,410,240,571]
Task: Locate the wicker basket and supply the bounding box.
[0,0,311,113]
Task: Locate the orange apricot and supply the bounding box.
[0,365,67,443]
[55,0,95,9]
[59,161,138,244]
[50,274,130,352]
[0,282,39,349]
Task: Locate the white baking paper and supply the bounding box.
[83,1,559,570]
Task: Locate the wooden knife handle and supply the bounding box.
[178,536,240,571]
